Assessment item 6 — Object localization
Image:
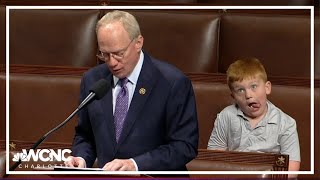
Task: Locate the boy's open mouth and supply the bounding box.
[248,102,260,109]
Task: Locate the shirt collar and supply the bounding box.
[113,51,144,87]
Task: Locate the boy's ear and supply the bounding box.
[230,92,234,99]
[265,81,272,95]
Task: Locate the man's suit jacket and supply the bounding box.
[72,52,199,171]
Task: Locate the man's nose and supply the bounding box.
[107,55,118,66]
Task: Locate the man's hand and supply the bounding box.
[103,159,136,171]
[64,156,86,168]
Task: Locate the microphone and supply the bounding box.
[78,79,111,110]
[8,79,111,173]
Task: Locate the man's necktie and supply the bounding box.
[114,78,129,142]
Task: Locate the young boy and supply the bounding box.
[207,58,300,177]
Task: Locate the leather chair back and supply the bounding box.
[0,6,5,65]
[9,9,100,67]
[218,14,311,78]
[128,10,221,73]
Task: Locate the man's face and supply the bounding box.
[230,77,271,119]
[97,22,143,79]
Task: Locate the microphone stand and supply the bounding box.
[4,92,95,177]
[8,108,79,173]
[5,79,109,177]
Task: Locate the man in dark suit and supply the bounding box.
[65,10,198,171]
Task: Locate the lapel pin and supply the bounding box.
[139,88,146,95]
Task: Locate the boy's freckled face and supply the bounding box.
[231,77,271,119]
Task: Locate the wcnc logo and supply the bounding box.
[12,149,71,162]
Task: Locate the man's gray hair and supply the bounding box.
[96,10,141,40]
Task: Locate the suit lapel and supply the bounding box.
[99,74,117,148]
[116,54,159,146]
